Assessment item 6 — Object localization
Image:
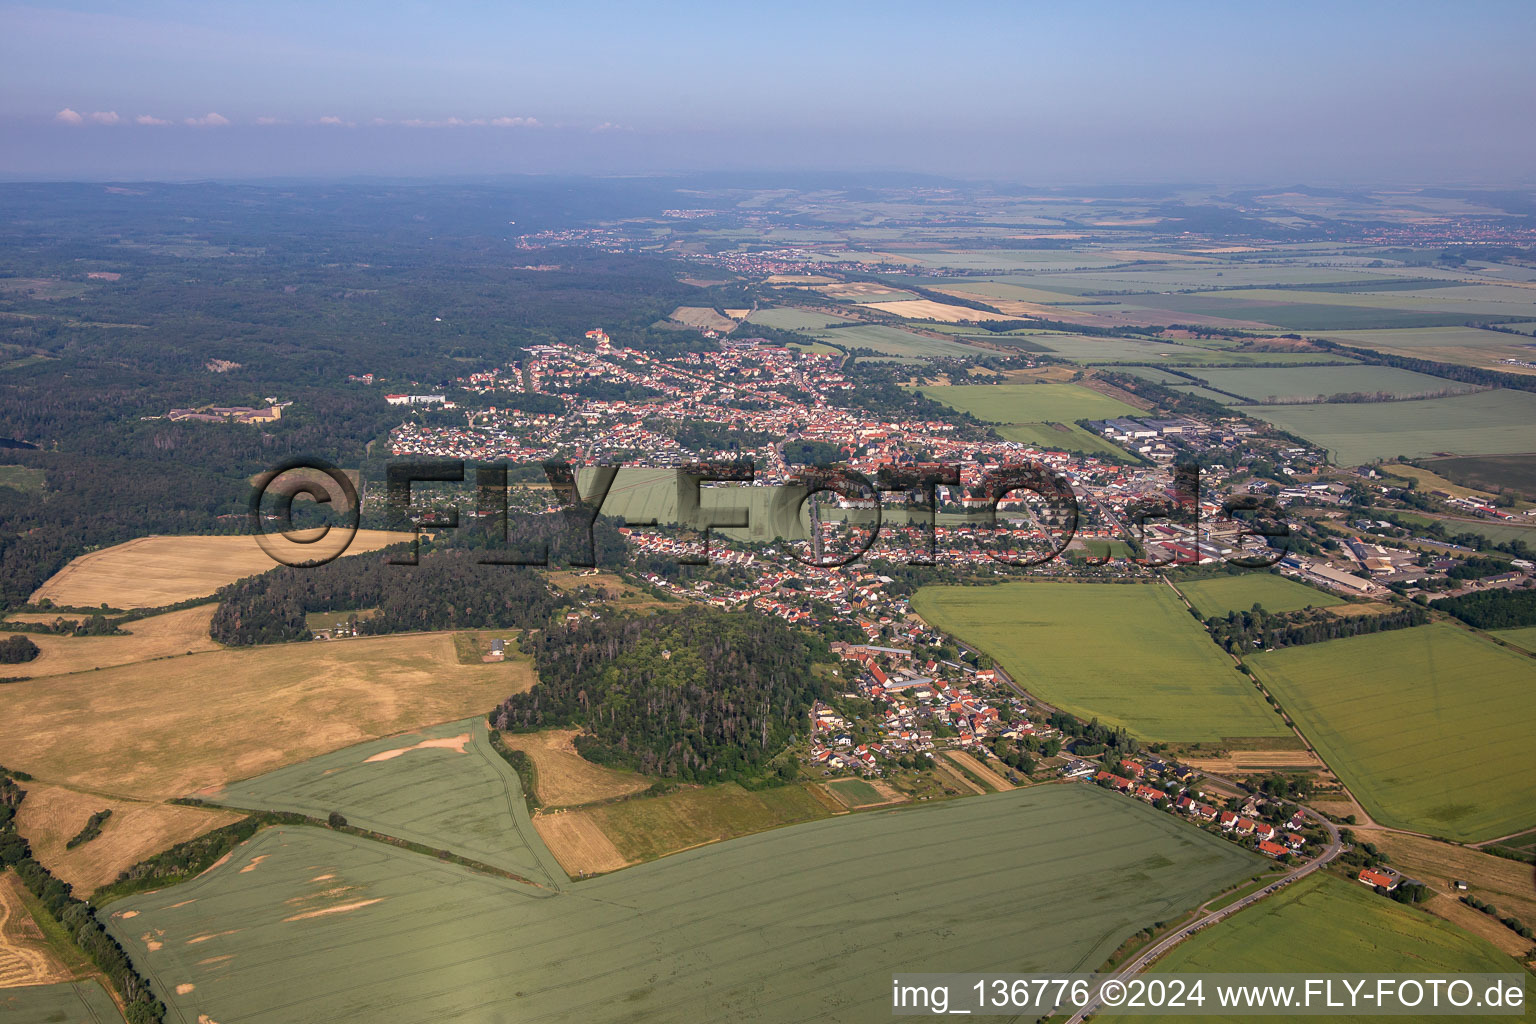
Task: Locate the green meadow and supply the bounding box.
[108,786,1258,1024]
[916,382,1138,422]
[1176,574,1343,618]
[1098,874,1524,1024]
[0,980,122,1024]
[1248,624,1536,842]
[1185,365,1479,403]
[912,581,1289,743]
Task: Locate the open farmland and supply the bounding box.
[0,872,74,990]
[1489,625,1536,653]
[0,632,533,800]
[811,323,987,358]
[994,421,1134,458]
[917,382,1138,422]
[1096,874,1523,1024]
[579,782,830,865]
[912,582,1289,743]
[1113,290,1520,331]
[1236,389,1536,465]
[743,307,852,331]
[31,530,414,609]
[0,980,122,1024]
[1425,453,1536,499]
[858,298,1015,322]
[1176,574,1343,618]
[13,782,243,895]
[6,605,221,679]
[1316,326,1536,374]
[1248,624,1536,841]
[212,719,565,887]
[1183,365,1480,403]
[496,728,649,807]
[107,786,1259,1024]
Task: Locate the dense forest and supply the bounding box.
[491,607,833,781]
[204,515,623,644]
[1431,588,1536,629]
[1205,603,1429,652]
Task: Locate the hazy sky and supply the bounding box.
[3,0,1534,182]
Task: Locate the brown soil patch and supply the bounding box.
[532,810,632,876]
[0,631,535,800]
[363,733,471,762]
[1184,750,1323,773]
[9,605,222,679]
[32,530,414,609]
[282,899,383,922]
[0,872,74,988]
[944,749,1014,791]
[498,729,649,807]
[13,782,244,895]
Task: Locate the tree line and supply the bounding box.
[1206,603,1429,653]
[1431,588,1536,630]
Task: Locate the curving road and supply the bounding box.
[1064,807,1343,1023]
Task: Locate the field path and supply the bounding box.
[0,872,72,988]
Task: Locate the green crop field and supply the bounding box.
[106,786,1258,1024]
[917,382,1138,422]
[825,778,884,807]
[0,980,122,1024]
[1490,625,1536,653]
[211,718,566,887]
[1183,365,1479,403]
[0,465,46,493]
[1175,574,1343,618]
[1313,326,1536,373]
[1236,389,1536,465]
[995,421,1137,459]
[586,782,831,863]
[1097,874,1523,1024]
[912,582,1289,742]
[1248,624,1536,842]
[812,323,985,358]
[1117,292,1518,331]
[745,307,852,331]
[1425,453,1536,500]
[578,468,811,542]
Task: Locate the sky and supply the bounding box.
[2,0,1535,183]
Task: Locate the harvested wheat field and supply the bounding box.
[859,298,1015,322]
[666,306,737,332]
[0,632,535,800]
[8,605,221,679]
[497,729,649,807]
[13,783,244,895]
[944,749,1015,790]
[1184,750,1324,773]
[0,873,74,989]
[532,809,632,876]
[31,530,414,609]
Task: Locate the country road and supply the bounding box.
[1064,807,1343,1023]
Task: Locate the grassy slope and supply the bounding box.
[1249,624,1536,842]
[1176,574,1343,618]
[912,581,1288,743]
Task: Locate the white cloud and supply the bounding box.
[87,110,121,125]
[54,108,84,125]
[254,115,286,126]
[591,121,628,133]
[491,116,541,128]
[316,115,349,126]
[135,114,170,126]
[184,112,230,127]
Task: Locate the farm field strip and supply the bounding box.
[1248,624,1536,842]
[6,605,221,679]
[1182,365,1482,402]
[1175,574,1343,618]
[106,786,1259,1024]
[916,382,1138,422]
[912,582,1289,742]
[212,718,565,887]
[0,979,122,1023]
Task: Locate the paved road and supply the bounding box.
[1064,807,1343,1023]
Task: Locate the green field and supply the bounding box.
[579,468,811,542]
[0,980,122,1024]
[587,782,831,863]
[917,382,1138,422]
[912,582,1289,742]
[107,785,1259,1024]
[825,778,884,807]
[1176,574,1343,618]
[1098,874,1524,1024]
[1425,453,1536,500]
[995,421,1137,458]
[1117,292,1518,331]
[744,307,852,331]
[0,465,45,493]
[1236,389,1536,465]
[1248,624,1536,841]
[1184,365,1479,403]
[813,323,985,358]
[1315,326,1536,372]
[1490,625,1536,653]
[211,718,566,887]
